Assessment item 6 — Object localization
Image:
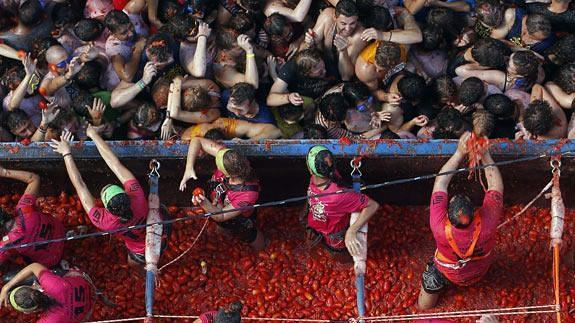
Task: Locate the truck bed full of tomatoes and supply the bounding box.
[0,193,574,322]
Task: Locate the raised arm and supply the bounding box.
[110,61,157,108]
[480,148,503,194]
[86,125,135,183]
[49,131,95,213]
[544,82,575,110]
[179,137,226,191]
[390,8,423,44]
[455,63,506,91]
[264,0,313,22]
[0,44,20,60]
[433,132,469,193]
[7,54,35,111]
[183,23,211,78]
[0,168,40,196]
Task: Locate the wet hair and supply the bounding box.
[75,61,102,90]
[420,24,445,51]
[362,6,392,30]
[526,14,551,38]
[151,78,171,108]
[472,110,495,137]
[230,82,256,105]
[343,81,371,104]
[292,78,333,99]
[545,35,575,66]
[104,10,131,34]
[133,102,158,128]
[380,129,400,139]
[375,41,402,70]
[146,33,173,63]
[398,74,427,102]
[31,37,59,71]
[162,14,198,42]
[71,89,94,118]
[229,12,255,35]
[215,28,240,50]
[278,104,304,123]
[18,0,43,27]
[223,150,255,181]
[238,0,263,11]
[335,0,359,17]
[214,301,243,323]
[433,108,463,139]
[471,38,511,69]
[512,51,539,77]
[158,0,182,23]
[430,75,457,104]
[448,194,474,228]
[554,63,575,94]
[183,86,210,111]
[311,148,336,178]
[204,128,226,140]
[1,66,25,90]
[523,100,553,136]
[319,93,350,122]
[458,77,485,106]
[106,192,133,221]
[475,0,503,27]
[264,13,288,36]
[6,110,31,133]
[304,124,328,139]
[52,2,81,29]
[484,94,516,120]
[426,8,464,38]
[74,19,104,42]
[10,286,54,312]
[294,49,324,78]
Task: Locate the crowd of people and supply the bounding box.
[0,0,573,142]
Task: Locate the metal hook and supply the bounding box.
[350,158,363,176]
[550,158,561,176]
[149,159,161,178]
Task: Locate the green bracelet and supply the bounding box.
[136,80,146,90]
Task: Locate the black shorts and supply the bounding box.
[421,260,448,294]
[217,212,258,243]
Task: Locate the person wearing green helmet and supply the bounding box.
[304,145,379,261]
[50,125,149,266]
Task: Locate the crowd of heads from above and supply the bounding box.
[0,0,575,143]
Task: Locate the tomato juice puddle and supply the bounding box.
[0,194,573,322]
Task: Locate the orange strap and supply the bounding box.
[438,216,482,263]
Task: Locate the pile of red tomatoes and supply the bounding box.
[0,193,573,322]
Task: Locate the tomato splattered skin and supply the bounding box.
[0,198,572,322]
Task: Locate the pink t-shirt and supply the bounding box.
[307,178,369,235]
[37,269,94,323]
[88,179,148,254]
[430,190,503,285]
[199,311,218,323]
[0,194,65,267]
[210,170,259,218]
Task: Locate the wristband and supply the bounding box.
[246,53,255,58]
[63,153,71,158]
[38,125,47,134]
[136,80,146,90]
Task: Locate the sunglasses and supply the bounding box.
[356,96,373,112]
[54,56,73,69]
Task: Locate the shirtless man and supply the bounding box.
[518,84,567,139]
[301,0,365,80]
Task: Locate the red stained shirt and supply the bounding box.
[430,190,503,285]
[37,269,94,323]
[0,194,65,267]
[211,170,260,218]
[88,179,148,254]
[307,178,369,235]
[199,310,218,323]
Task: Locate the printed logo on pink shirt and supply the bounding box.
[311,200,327,222]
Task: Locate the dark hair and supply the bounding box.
[523,100,553,136]
[238,0,263,11]
[420,24,445,51]
[223,150,255,181]
[158,0,182,23]
[426,8,463,38]
[304,124,328,139]
[104,10,131,34]
[230,82,256,105]
[216,28,240,50]
[134,102,159,129]
[6,110,31,133]
[433,108,463,139]
[229,12,255,34]
[278,104,304,123]
[512,51,539,77]
[475,0,503,27]
[214,301,243,323]
[484,94,516,120]
[545,34,575,66]
[398,74,427,102]
[71,89,94,117]
[448,194,474,228]
[31,37,60,71]
[526,14,551,38]
[264,13,288,36]
[11,286,54,312]
[183,86,211,111]
[472,38,511,69]
[380,129,400,139]
[362,5,392,30]
[107,193,133,221]
[292,78,333,99]
[375,41,402,69]
[151,78,171,108]
[1,66,25,90]
[204,128,227,140]
[311,148,336,178]
[75,61,102,90]
[146,33,173,63]
[458,77,485,106]
[295,49,324,78]
[343,81,371,104]
[74,19,104,42]
[554,63,575,94]
[52,2,81,29]
[162,14,198,42]
[430,75,457,104]
[335,0,358,17]
[19,0,43,27]
[472,110,495,137]
[319,93,350,122]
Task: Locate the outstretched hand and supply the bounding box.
[49,129,74,156]
[179,169,198,191]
